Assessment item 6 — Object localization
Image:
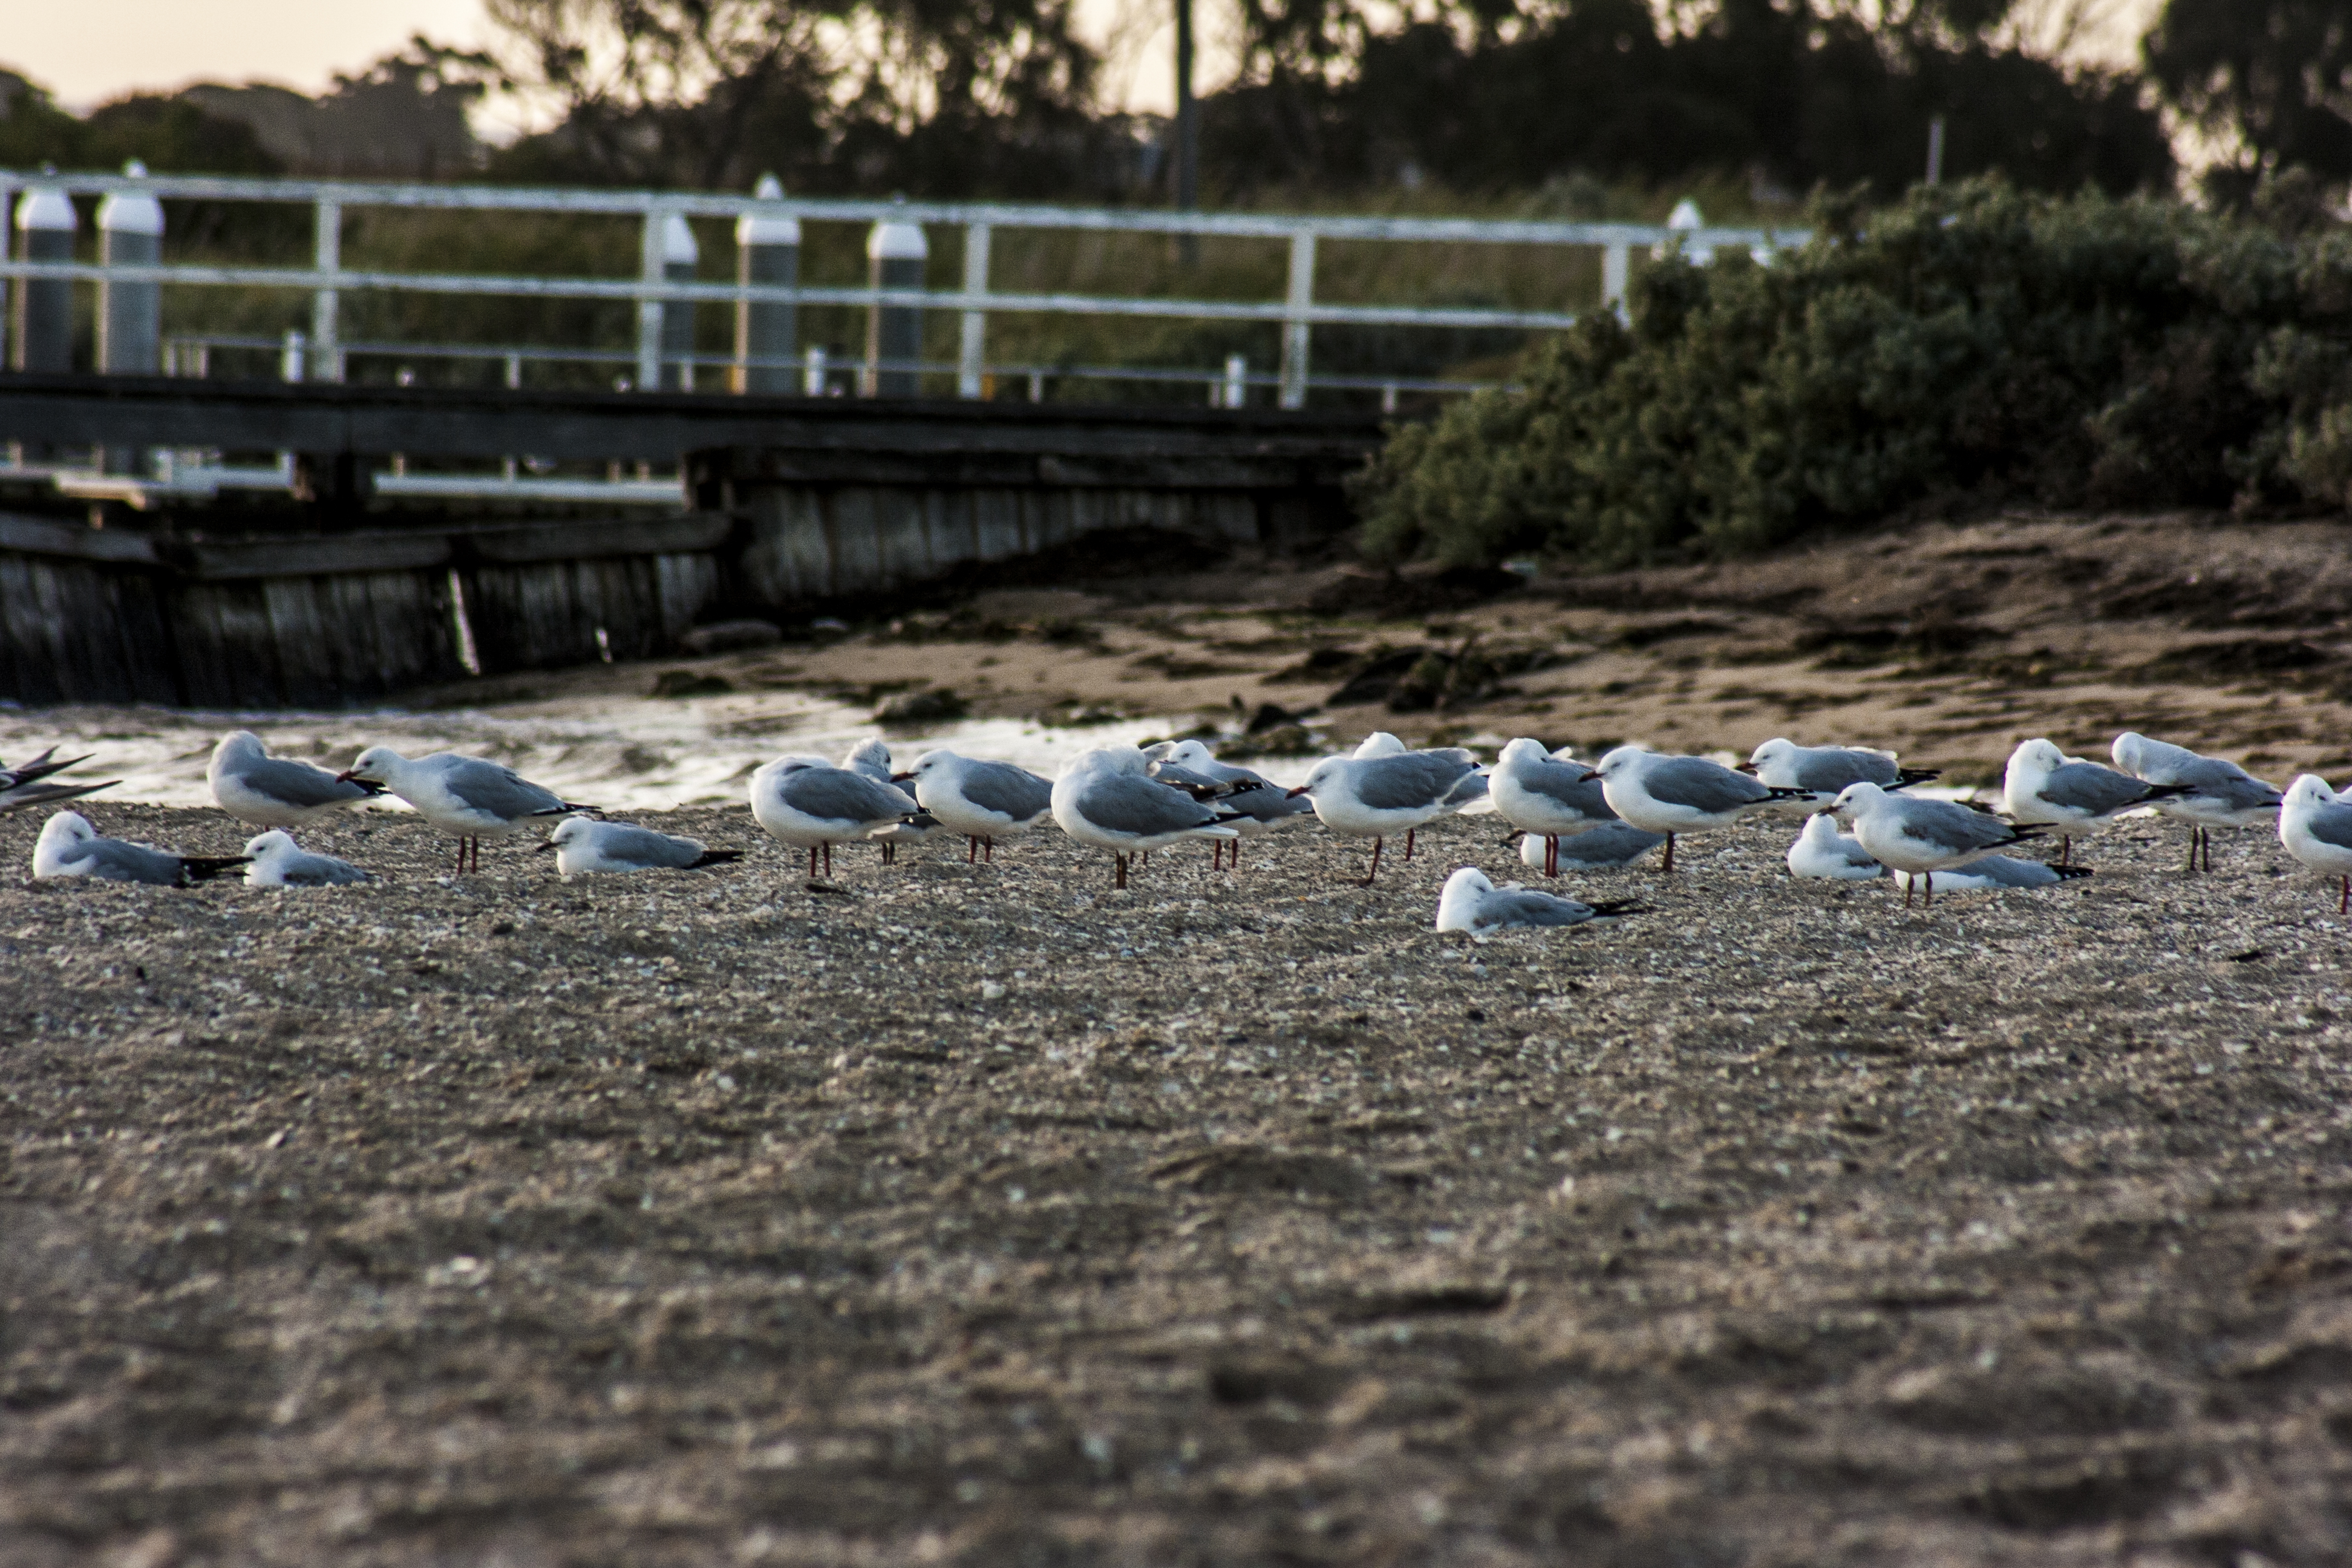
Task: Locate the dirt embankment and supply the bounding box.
[4,785,2352,1565]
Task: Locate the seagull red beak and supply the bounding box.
[890,771,915,782]
[1734,762,1759,774]
[334,769,359,782]
[1285,785,1312,798]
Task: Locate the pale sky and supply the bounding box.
[4,0,2160,126]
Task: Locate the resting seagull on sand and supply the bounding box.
[209,731,382,828]
[1829,782,2047,907]
[1052,746,1241,889]
[750,755,923,880]
[1584,746,1811,872]
[1743,737,1938,805]
[243,830,371,887]
[540,817,742,879]
[1434,867,1639,934]
[341,746,594,874]
[2279,775,2352,914]
[1492,737,1619,877]
[2111,731,2282,874]
[899,749,1056,863]
[2002,738,2186,867]
[1288,748,1484,884]
[34,811,249,886]
[1785,812,1883,881]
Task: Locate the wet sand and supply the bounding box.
[4,792,2351,1566]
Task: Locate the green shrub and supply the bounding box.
[1359,178,2342,569]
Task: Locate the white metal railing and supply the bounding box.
[0,169,1803,413]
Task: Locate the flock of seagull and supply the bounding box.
[13,721,2352,935]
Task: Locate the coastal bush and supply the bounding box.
[1359,178,2351,569]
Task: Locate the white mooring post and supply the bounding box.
[312,198,342,382]
[97,162,163,375]
[1601,242,1630,316]
[803,345,828,397]
[865,205,929,397]
[1222,354,1247,410]
[11,184,76,373]
[659,212,699,390]
[733,174,799,394]
[957,223,990,399]
[281,329,307,383]
[1278,231,1315,410]
[635,210,667,392]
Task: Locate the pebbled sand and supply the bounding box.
[5,789,2351,1566]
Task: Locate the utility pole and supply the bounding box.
[1926,114,1947,186]
[1175,0,1198,266]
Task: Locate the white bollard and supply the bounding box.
[10,185,77,373]
[864,204,929,397]
[734,174,799,394]
[659,212,699,390]
[803,345,828,397]
[1222,354,1247,410]
[97,161,163,375]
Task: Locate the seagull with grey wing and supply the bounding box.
[243,830,372,887]
[210,730,383,828]
[2279,775,2352,914]
[898,748,1056,863]
[2111,731,2282,874]
[1148,740,1312,872]
[1051,745,1241,889]
[1491,737,1619,877]
[751,754,924,880]
[339,746,595,874]
[1583,745,1812,872]
[2002,738,2189,866]
[1435,867,1640,934]
[0,746,118,816]
[34,811,250,886]
[1829,782,2048,908]
[539,816,743,878]
[842,739,936,864]
[1515,821,1666,872]
[1742,737,1938,805]
[1287,746,1484,884]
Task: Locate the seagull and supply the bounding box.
[2279,775,2352,913]
[539,816,743,878]
[1051,746,1241,889]
[1515,822,1665,871]
[1889,857,2092,893]
[1584,746,1811,871]
[898,748,1055,863]
[1785,812,1883,881]
[242,830,371,887]
[2002,739,2188,866]
[1742,737,1938,804]
[1287,748,1483,884]
[1149,740,1313,871]
[0,746,117,816]
[1434,867,1639,934]
[2111,731,2283,874]
[1829,782,2047,907]
[842,739,936,864]
[33,811,249,886]
[209,731,382,827]
[751,754,923,879]
[340,746,593,873]
[1491,737,1618,877]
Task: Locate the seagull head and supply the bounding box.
[901,748,957,783]
[215,730,267,765]
[1434,866,1498,932]
[1828,781,1886,819]
[1498,737,1552,771]
[2285,774,2339,813]
[543,815,594,851]
[339,745,406,785]
[841,737,894,775]
[1289,757,1345,799]
[1353,731,1406,759]
[1744,737,1794,774]
[241,829,296,860]
[36,811,96,850]
[1799,811,1841,842]
[1165,739,1219,769]
[2007,738,2065,779]
[1590,744,1647,780]
[2110,731,2149,774]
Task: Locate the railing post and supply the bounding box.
[803,345,828,397]
[1223,354,1247,410]
[733,174,799,394]
[636,208,666,392]
[98,162,163,376]
[312,199,342,382]
[1602,241,1629,315]
[1278,230,1315,410]
[11,183,77,373]
[958,222,990,399]
[864,203,928,398]
[281,329,307,383]
[659,212,699,390]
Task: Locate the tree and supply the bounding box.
[2145,0,2352,204]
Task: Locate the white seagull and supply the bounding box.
[1743,737,1938,804]
[540,816,743,878]
[843,739,937,864]
[1586,746,1811,871]
[209,731,382,827]
[1287,748,1483,884]
[2111,731,2283,874]
[1491,737,1619,876]
[1829,783,2047,907]
[1434,867,1638,934]
[2279,775,2352,914]
[243,830,371,887]
[1517,822,1665,872]
[2002,738,2186,866]
[900,748,1056,863]
[1785,812,1883,881]
[750,754,923,879]
[1051,746,1241,889]
[34,811,249,886]
[340,746,593,874]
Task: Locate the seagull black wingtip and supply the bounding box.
[1892,768,1941,789]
